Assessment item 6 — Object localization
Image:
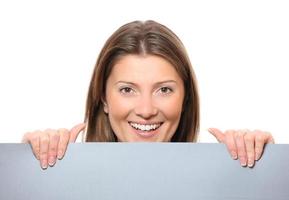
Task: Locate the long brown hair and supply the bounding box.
[84,20,199,142]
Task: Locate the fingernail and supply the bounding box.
[231,151,237,159]
[41,160,48,169]
[255,153,260,161]
[240,157,247,167]
[48,156,55,166]
[57,150,63,160]
[248,159,254,168]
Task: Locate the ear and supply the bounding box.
[101,97,108,114]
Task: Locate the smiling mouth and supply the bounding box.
[128,122,163,132]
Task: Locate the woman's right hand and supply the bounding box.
[22,123,86,169]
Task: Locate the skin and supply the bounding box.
[22,55,275,169]
[103,55,184,142]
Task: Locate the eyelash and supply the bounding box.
[158,87,173,94]
[119,87,135,94]
[119,86,173,95]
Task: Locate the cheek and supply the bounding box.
[157,95,184,120]
[106,94,135,141]
[106,94,133,121]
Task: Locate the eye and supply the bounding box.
[119,87,134,94]
[159,87,173,94]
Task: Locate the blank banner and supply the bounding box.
[0,143,288,200]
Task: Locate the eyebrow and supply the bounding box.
[115,80,177,86]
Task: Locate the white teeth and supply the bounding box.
[129,122,161,131]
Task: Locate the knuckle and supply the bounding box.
[245,149,254,156]
[47,129,56,136]
[236,131,245,138]
[253,129,262,133]
[58,128,69,133]
[40,136,49,145]
[58,142,68,152]
[247,155,255,161]
[23,131,41,141]
[60,129,71,140]
[244,134,254,143]
[31,136,38,142]
[49,150,57,157]
[39,155,47,161]
[255,147,263,153]
[58,137,67,145]
[49,145,57,151]
[265,131,272,137]
[255,134,264,142]
[40,150,48,157]
[29,130,42,138]
[228,146,236,153]
[238,150,246,157]
[225,130,234,135]
[50,132,60,141]
[23,132,31,138]
[57,147,64,152]
[34,147,40,154]
[60,133,70,141]
[48,130,56,136]
[246,151,254,157]
[44,128,54,132]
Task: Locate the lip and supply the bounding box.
[128,121,163,138]
[128,121,163,125]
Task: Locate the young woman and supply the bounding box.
[22,20,274,170]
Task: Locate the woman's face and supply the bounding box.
[104,55,185,142]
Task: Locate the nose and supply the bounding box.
[134,94,158,119]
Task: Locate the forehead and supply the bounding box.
[109,55,182,82]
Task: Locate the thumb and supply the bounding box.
[208,128,225,143]
[69,123,86,142]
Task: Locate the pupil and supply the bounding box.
[162,88,167,92]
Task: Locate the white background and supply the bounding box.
[0,0,288,143]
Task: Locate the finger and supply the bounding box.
[234,130,247,167]
[21,132,30,143]
[254,130,267,161]
[22,132,40,160]
[57,128,70,160]
[39,132,49,169]
[265,131,275,144]
[224,130,238,160]
[29,132,41,160]
[69,123,86,143]
[244,132,255,167]
[254,130,274,161]
[208,128,225,143]
[47,129,60,167]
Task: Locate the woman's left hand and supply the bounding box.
[208,128,274,167]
